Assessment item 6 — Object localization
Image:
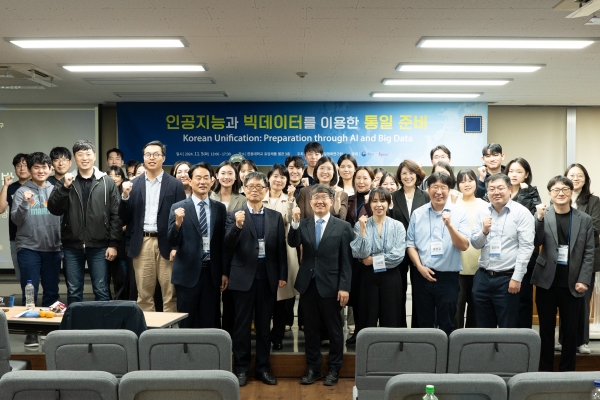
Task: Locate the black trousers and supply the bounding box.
[398,257,409,328]
[518,264,535,328]
[221,289,235,335]
[107,257,127,300]
[348,258,362,332]
[231,279,275,375]
[271,297,291,345]
[300,278,343,372]
[285,296,296,326]
[409,263,420,328]
[559,272,596,346]
[176,266,219,328]
[357,266,403,329]
[455,274,477,329]
[537,286,583,371]
[411,269,459,336]
[472,269,520,328]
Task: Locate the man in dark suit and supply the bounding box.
[532,175,594,372]
[288,184,353,386]
[168,162,227,328]
[119,140,186,312]
[224,171,287,387]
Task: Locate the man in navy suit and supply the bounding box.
[168,162,227,328]
[224,171,287,387]
[119,141,185,312]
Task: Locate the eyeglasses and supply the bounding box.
[550,187,572,195]
[311,195,332,202]
[245,185,266,192]
[143,152,163,159]
[567,174,584,180]
[487,186,508,193]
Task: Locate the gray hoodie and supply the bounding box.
[11,180,61,252]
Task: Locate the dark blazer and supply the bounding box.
[167,197,227,289]
[119,172,186,259]
[224,204,288,294]
[576,194,600,273]
[389,188,430,230]
[532,206,594,297]
[288,216,353,298]
[296,185,348,221]
[346,192,373,228]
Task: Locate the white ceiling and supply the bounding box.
[1,0,600,105]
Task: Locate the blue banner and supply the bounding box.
[117,102,487,166]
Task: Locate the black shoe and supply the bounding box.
[255,371,277,385]
[300,370,323,385]
[236,373,247,387]
[272,342,284,351]
[345,334,356,346]
[323,370,339,386]
[24,334,39,347]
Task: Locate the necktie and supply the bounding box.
[199,201,209,260]
[315,219,324,249]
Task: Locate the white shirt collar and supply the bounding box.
[314,213,331,224]
[146,170,164,183]
[192,194,209,207]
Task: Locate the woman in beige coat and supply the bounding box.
[264,164,299,350]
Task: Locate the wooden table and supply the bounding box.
[3,306,188,334]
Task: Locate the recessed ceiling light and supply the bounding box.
[396,63,544,73]
[84,77,216,85]
[371,92,482,99]
[113,91,228,98]
[0,86,45,90]
[417,37,595,49]
[7,37,187,48]
[382,78,511,86]
[63,65,206,72]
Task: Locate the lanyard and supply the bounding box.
[370,218,388,254]
[489,206,509,240]
[428,207,449,240]
[562,209,572,244]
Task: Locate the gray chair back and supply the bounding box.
[0,310,11,377]
[448,328,540,381]
[0,370,118,400]
[384,373,507,400]
[508,371,600,400]
[138,329,232,371]
[119,370,239,400]
[355,328,448,400]
[44,329,139,377]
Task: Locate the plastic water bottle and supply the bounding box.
[25,280,34,310]
[591,380,600,399]
[423,385,438,400]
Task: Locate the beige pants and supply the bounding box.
[132,237,177,312]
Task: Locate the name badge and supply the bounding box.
[557,245,569,265]
[490,238,502,258]
[372,253,386,273]
[258,239,266,258]
[202,236,210,252]
[431,241,443,258]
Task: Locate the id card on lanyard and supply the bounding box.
[202,236,210,256]
[371,220,388,273]
[489,208,508,258]
[429,208,448,259]
[557,210,572,265]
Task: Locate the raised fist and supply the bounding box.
[482,216,492,235]
[287,185,296,201]
[358,214,368,230]
[235,210,245,228]
[536,204,547,221]
[3,175,12,187]
[22,190,34,202]
[63,172,74,188]
[478,166,487,181]
[292,206,301,223]
[441,211,452,226]
[121,181,133,198]
[174,207,185,227]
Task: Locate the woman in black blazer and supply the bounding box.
[388,160,430,328]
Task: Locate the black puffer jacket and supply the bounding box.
[48,167,122,249]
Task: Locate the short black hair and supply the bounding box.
[547,175,574,192]
[26,152,51,169]
[189,162,215,179]
[313,156,338,187]
[456,168,477,186]
[304,141,324,155]
[426,172,453,189]
[285,155,305,169]
[267,164,290,194]
[370,186,392,206]
[125,159,139,169]
[72,140,96,155]
[378,172,399,188]
[143,140,166,157]
[238,159,258,182]
[430,145,451,160]
[105,166,128,182]
[505,157,533,186]
[213,161,241,194]
[482,143,503,156]
[309,184,334,199]
[106,148,124,160]
[433,161,456,188]
[49,147,72,161]
[133,162,145,175]
[12,153,28,167]
[486,173,511,188]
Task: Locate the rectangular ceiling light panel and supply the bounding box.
[371,92,482,99]
[417,37,595,49]
[8,37,187,48]
[396,63,544,73]
[63,65,205,72]
[382,78,511,86]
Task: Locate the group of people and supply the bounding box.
[0,139,597,386]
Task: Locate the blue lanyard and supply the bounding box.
[428,207,449,240]
[370,218,388,254]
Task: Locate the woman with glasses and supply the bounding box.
[170,160,192,198]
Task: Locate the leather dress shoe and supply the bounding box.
[236,373,248,387]
[323,370,339,386]
[272,342,284,351]
[345,334,357,347]
[300,369,323,385]
[255,371,277,385]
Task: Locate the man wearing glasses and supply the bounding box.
[471,173,535,328]
[532,176,594,372]
[224,171,287,387]
[119,140,185,312]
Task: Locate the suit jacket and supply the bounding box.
[346,192,373,228]
[296,185,349,221]
[532,206,594,297]
[119,172,186,259]
[389,188,430,230]
[209,191,247,213]
[576,194,600,272]
[288,216,353,298]
[167,197,227,289]
[224,204,288,294]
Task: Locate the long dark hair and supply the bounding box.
[505,157,533,186]
[337,154,358,189]
[433,161,456,189]
[565,163,592,205]
[105,166,128,193]
[212,161,241,194]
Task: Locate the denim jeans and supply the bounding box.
[16,248,61,307]
[63,247,110,304]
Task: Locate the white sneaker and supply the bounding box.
[554,343,562,352]
[578,344,591,354]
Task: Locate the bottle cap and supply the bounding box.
[27,280,32,284]
[426,385,435,394]
[594,380,600,387]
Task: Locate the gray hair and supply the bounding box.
[244,171,268,187]
[309,184,334,199]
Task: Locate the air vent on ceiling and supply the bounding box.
[0,64,59,87]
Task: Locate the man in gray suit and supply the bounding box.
[532,175,594,372]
